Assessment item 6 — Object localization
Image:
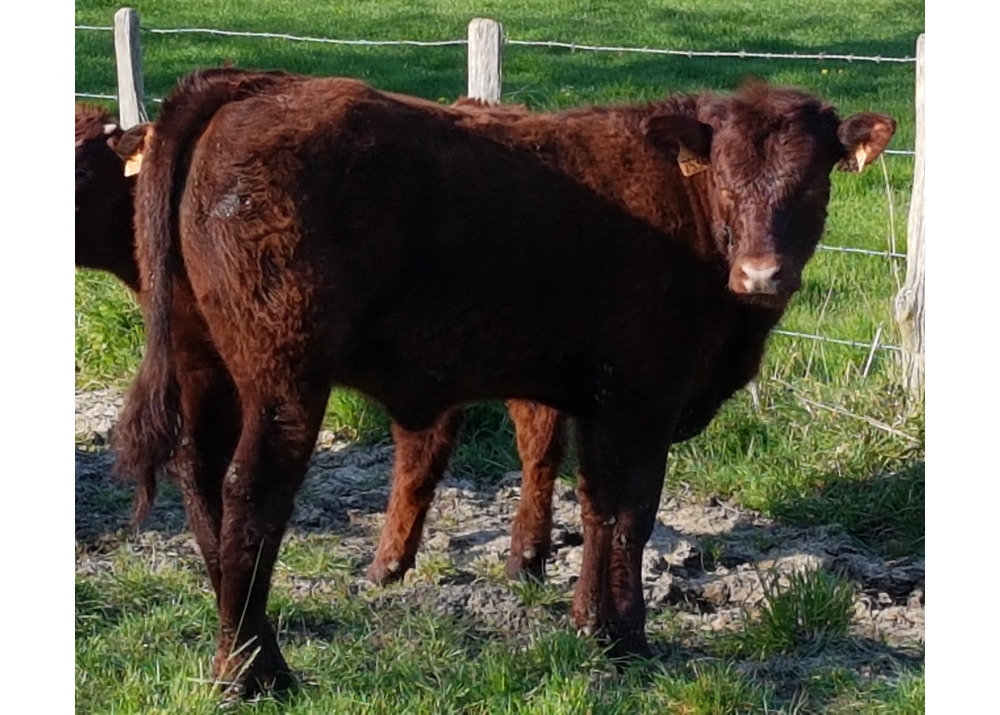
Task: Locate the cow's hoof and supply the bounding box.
[603,626,652,664]
[213,633,295,701]
[366,554,413,586]
[219,666,297,703]
[505,545,547,582]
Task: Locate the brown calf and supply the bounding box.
[76,101,565,581]
[113,68,894,696]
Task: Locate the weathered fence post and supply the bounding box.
[894,33,924,399]
[467,18,503,104]
[114,7,148,128]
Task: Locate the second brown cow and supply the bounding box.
[114,68,895,697]
[76,97,566,584]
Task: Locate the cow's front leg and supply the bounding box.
[570,419,670,658]
[368,408,465,585]
[505,400,567,581]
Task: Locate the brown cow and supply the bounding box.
[114,68,894,697]
[75,105,141,289]
[76,100,565,581]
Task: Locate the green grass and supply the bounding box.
[76,535,923,714]
[728,568,856,660]
[75,269,144,388]
[76,0,924,710]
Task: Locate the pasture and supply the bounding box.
[75,0,924,711]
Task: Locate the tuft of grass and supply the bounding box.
[412,551,459,583]
[321,388,391,443]
[452,401,521,478]
[732,567,855,659]
[508,577,569,609]
[652,661,778,715]
[817,668,925,714]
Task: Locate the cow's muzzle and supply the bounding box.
[729,256,799,296]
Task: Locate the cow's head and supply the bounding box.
[75,104,150,284]
[642,83,896,303]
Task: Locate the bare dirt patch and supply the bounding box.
[76,388,923,681]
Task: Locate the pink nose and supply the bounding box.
[731,258,782,295]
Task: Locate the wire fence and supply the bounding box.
[74,22,920,159]
[74,14,925,368]
[75,23,918,63]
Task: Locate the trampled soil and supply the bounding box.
[76,387,923,685]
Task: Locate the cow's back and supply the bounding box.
[179,78,735,427]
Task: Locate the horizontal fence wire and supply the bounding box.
[506,39,916,63]
[76,92,163,103]
[147,27,468,46]
[771,329,901,353]
[74,23,920,153]
[816,245,906,259]
[75,24,917,62]
[75,24,466,46]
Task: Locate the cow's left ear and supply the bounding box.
[109,123,153,177]
[641,114,713,177]
[836,112,897,172]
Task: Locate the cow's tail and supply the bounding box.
[112,67,295,526]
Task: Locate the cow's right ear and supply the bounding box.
[109,123,153,176]
[641,114,714,177]
[836,112,897,173]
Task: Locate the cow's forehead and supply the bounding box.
[711,113,838,189]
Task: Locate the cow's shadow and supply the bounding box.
[76,435,924,709]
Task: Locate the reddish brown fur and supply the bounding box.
[75,100,564,586]
[76,99,563,583]
[113,68,894,696]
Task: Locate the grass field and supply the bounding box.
[75,0,925,711]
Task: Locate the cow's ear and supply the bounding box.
[641,114,713,177]
[836,112,897,172]
[109,123,153,176]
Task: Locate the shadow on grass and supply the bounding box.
[768,462,924,560]
[272,586,921,712]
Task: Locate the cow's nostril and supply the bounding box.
[738,262,782,295]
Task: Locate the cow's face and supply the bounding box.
[643,87,895,303]
[75,116,123,210]
[75,107,150,274]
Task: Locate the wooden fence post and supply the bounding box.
[114,7,148,128]
[894,33,924,400]
[467,18,503,104]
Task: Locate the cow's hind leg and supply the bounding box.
[570,419,669,659]
[213,380,328,698]
[505,400,567,581]
[173,367,289,681]
[174,366,238,598]
[368,408,465,585]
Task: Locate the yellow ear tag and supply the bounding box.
[124,151,143,177]
[852,145,869,173]
[677,143,710,177]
